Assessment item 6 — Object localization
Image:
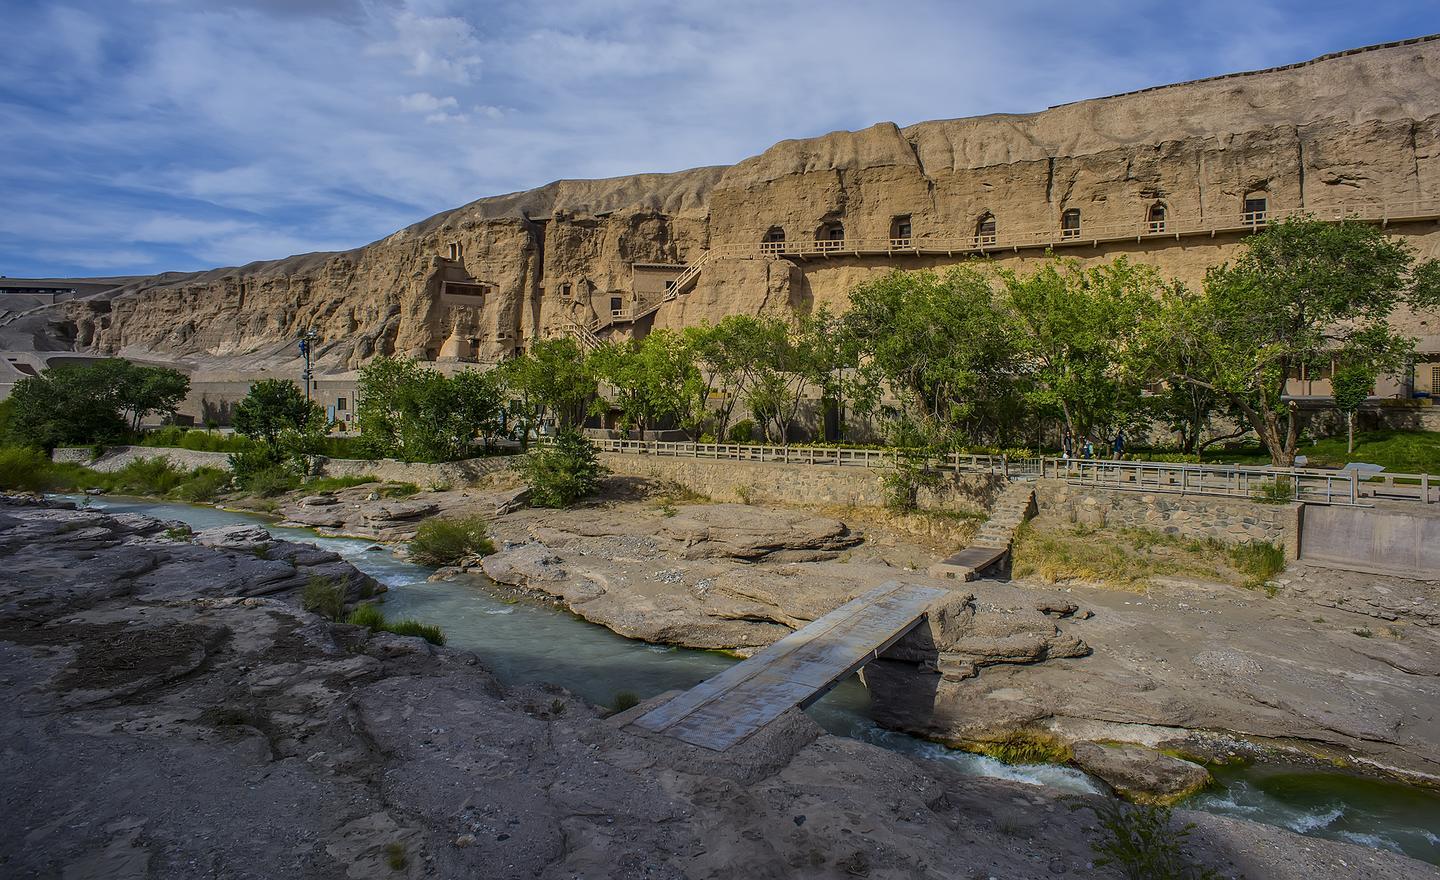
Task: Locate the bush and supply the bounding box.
[170,467,230,502]
[107,457,190,496]
[244,465,303,497]
[140,427,252,453]
[725,420,755,444]
[1250,477,1295,504]
[408,515,496,567]
[0,446,57,492]
[302,475,377,493]
[301,576,347,621]
[1089,801,1219,880]
[382,619,446,645]
[515,429,606,508]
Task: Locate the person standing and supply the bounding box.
[1083,438,1095,459]
[1062,428,1074,460]
[1112,429,1125,460]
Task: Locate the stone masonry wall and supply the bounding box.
[598,452,1004,513]
[1033,478,1303,558]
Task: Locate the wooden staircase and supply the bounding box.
[564,252,712,349]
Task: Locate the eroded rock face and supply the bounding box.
[8,38,1439,370]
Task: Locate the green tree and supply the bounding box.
[355,357,501,461]
[516,428,607,507]
[6,359,189,448]
[1155,218,1438,466]
[495,337,597,447]
[843,267,1020,448]
[1330,358,1379,456]
[998,257,1161,446]
[232,379,322,446]
[589,331,704,438]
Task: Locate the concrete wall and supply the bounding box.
[1300,505,1440,577]
[598,452,1004,513]
[52,446,513,489]
[1034,478,1301,557]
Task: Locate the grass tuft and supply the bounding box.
[610,691,641,714]
[303,475,377,492]
[344,603,386,629]
[382,619,446,645]
[301,576,347,621]
[1088,801,1220,880]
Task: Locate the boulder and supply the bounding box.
[1071,741,1211,805]
[193,524,273,553]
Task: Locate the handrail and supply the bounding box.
[581,437,1436,505]
[710,198,1440,260]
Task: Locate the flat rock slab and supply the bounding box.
[928,545,1008,581]
[632,581,948,751]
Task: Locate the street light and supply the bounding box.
[298,329,319,402]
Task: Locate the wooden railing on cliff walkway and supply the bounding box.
[585,437,1438,506]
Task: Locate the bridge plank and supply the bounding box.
[632,581,948,751]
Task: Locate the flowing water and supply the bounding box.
[67,495,1440,865]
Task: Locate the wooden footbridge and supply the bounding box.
[632,581,947,751]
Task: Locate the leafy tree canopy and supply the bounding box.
[6,359,189,449]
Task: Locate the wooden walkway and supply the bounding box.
[631,581,948,751]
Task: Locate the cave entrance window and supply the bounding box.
[1147,203,1167,234]
[890,215,912,247]
[447,242,462,261]
[1060,208,1082,240]
[816,221,845,252]
[761,226,786,255]
[336,397,347,412]
[975,213,997,247]
[1243,191,1268,227]
[559,282,572,302]
[610,296,624,317]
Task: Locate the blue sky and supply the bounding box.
[1,1,1433,279]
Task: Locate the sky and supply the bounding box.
[0,1,1433,279]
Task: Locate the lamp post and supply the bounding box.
[298,329,319,402]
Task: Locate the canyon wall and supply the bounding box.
[8,36,1440,372]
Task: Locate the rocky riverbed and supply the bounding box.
[3,495,1436,878]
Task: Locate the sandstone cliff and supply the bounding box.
[6,35,1439,371]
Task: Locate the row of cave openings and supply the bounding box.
[757,192,1270,252]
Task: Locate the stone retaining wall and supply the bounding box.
[52,446,513,488]
[598,452,1004,513]
[1034,478,1302,558]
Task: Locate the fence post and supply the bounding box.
[1350,469,1359,506]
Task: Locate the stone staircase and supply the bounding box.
[928,480,1037,581]
[564,252,711,350]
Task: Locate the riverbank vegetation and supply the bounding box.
[1011,523,1287,591]
[407,515,497,566]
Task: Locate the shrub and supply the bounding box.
[1088,801,1219,880]
[302,475,377,493]
[108,457,190,496]
[170,467,231,502]
[0,445,57,492]
[882,449,942,511]
[408,515,496,567]
[1250,477,1294,504]
[301,576,347,621]
[610,691,641,713]
[244,465,302,497]
[345,603,386,629]
[725,420,755,444]
[383,619,446,645]
[385,843,408,871]
[378,482,420,498]
[515,429,606,508]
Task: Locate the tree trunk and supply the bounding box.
[1347,411,1355,455]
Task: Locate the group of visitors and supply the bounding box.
[1061,428,1125,460]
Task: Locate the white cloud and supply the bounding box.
[398,91,459,113]
[1,0,1429,278]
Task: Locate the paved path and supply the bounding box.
[631,581,948,751]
